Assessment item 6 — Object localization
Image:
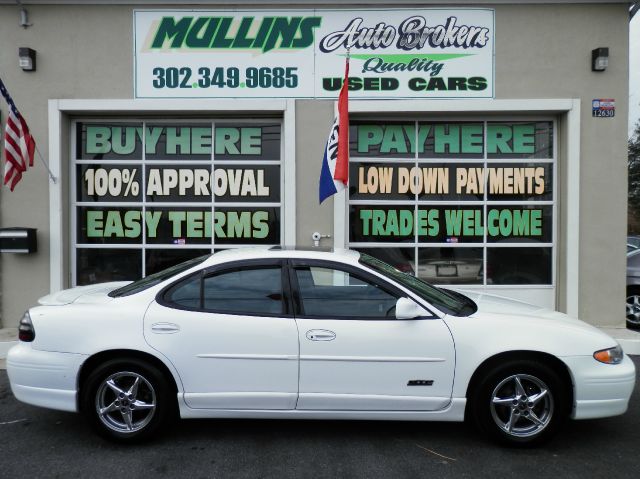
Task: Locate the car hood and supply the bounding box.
[38,282,131,306]
[451,289,614,342]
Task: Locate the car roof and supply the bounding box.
[201,247,362,268]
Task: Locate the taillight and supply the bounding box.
[18,311,35,342]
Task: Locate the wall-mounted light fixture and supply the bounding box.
[591,47,609,72]
[18,47,36,72]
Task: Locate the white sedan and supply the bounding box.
[7,248,636,446]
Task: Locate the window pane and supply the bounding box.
[417,247,483,285]
[487,247,552,285]
[76,248,141,285]
[417,163,484,201]
[350,205,416,243]
[146,249,210,276]
[213,207,280,245]
[349,162,415,201]
[486,163,553,201]
[417,206,484,244]
[486,205,552,243]
[203,267,283,315]
[214,123,281,161]
[145,124,212,161]
[146,207,212,245]
[417,122,484,159]
[77,122,143,160]
[350,122,415,158]
[165,274,201,309]
[295,266,399,318]
[77,164,143,202]
[487,122,553,159]
[77,207,142,245]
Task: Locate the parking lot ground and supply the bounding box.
[1,357,639,479]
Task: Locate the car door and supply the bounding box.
[290,259,455,411]
[144,259,299,410]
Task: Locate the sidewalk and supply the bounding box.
[1,326,638,370]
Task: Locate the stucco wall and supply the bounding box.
[0,2,630,328]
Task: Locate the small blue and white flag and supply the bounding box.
[319,55,349,204]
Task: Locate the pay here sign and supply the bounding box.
[134,9,494,99]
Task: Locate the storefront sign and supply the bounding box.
[134,9,494,99]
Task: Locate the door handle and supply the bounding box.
[151,322,180,334]
[306,329,336,341]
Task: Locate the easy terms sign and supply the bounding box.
[134,9,495,99]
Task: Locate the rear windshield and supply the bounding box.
[359,253,477,317]
[108,255,210,298]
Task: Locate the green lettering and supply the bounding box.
[123,210,141,238]
[513,124,535,154]
[87,210,103,237]
[358,126,383,154]
[252,211,269,238]
[86,126,111,154]
[168,211,186,237]
[151,16,193,48]
[461,125,483,154]
[240,128,261,154]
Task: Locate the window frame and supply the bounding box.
[158,258,293,318]
[70,117,286,286]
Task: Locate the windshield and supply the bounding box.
[359,253,477,317]
[108,255,210,298]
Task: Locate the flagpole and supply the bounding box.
[33,144,57,184]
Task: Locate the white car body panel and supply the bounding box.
[143,301,299,410]
[5,248,636,430]
[296,317,455,411]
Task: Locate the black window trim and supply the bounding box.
[286,259,436,321]
[157,258,294,318]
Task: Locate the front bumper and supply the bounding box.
[562,353,636,420]
[6,342,87,413]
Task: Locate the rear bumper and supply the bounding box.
[562,354,636,420]
[6,343,87,413]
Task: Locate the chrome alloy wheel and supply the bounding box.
[95,371,156,433]
[490,374,554,438]
[626,294,640,325]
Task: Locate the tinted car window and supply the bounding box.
[295,266,400,319]
[203,267,283,315]
[164,274,201,309]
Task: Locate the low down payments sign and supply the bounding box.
[134,9,494,99]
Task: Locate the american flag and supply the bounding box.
[0,77,35,191]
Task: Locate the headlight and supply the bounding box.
[593,345,624,364]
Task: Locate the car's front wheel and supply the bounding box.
[81,359,172,442]
[471,361,569,446]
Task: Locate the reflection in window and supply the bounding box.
[203,267,283,315]
[417,248,483,285]
[487,247,552,285]
[295,266,399,318]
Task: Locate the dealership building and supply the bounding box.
[0,0,633,336]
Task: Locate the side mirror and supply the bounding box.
[395,297,429,320]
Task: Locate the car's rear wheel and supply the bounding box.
[471,360,569,446]
[82,359,172,442]
[626,287,640,330]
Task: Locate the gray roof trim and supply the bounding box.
[0,0,632,5]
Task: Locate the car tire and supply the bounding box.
[470,360,569,446]
[626,287,640,330]
[81,358,173,442]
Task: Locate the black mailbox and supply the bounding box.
[0,228,37,253]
